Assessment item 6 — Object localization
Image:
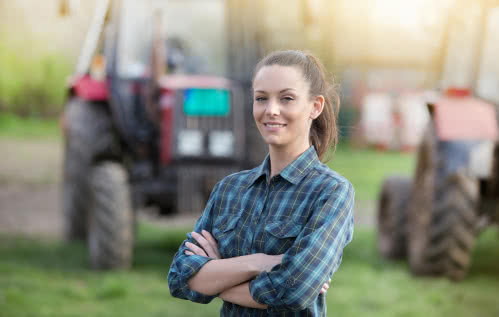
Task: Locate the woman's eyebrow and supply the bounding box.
[254,88,296,93]
[280,88,296,93]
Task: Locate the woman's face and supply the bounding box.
[253,65,323,153]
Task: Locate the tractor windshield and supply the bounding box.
[116,0,226,77]
[117,0,154,78]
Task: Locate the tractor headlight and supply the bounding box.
[209,131,234,157]
[177,130,203,156]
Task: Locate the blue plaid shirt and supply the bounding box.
[168,146,355,316]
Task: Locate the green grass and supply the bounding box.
[1,223,499,317]
[0,113,60,139]
[329,144,415,201]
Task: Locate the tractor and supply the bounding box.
[377,0,499,280]
[60,0,265,269]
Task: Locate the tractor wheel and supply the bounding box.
[407,125,437,275]
[88,162,134,270]
[408,124,479,280]
[423,172,478,280]
[63,98,115,241]
[377,176,412,259]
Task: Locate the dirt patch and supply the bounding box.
[0,183,63,237]
[0,137,63,237]
[0,137,62,185]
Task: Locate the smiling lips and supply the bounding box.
[264,122,287,128]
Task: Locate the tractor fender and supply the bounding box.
[431,95,498,142]
[69,74,109,102]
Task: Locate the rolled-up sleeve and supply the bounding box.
[167,183,220,304]
[249,180,355,312]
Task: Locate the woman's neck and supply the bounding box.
[268,142,310,179]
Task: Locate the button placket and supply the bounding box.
[250,182,271,252]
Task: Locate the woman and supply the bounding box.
[168,50,354,316]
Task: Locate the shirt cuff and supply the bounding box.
[170,254,217,302]
[249,271,287,310]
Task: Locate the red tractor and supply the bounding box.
[377,0,499,280]
[61,0,264,269]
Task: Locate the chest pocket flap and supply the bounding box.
[265,221,302,238]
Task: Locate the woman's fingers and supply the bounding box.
[185,241,208,257]
[201,230,221,259]
[184,250,194,256]
[191,232,217,258]
[320,280,330,294]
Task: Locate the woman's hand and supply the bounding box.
[320,278,331,295]
[185,230,221,259]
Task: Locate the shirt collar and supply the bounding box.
[249,146,319,186]
[249,153,271,185]
[279,146,319,184]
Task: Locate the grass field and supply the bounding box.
[1,223,499,317]
[329,144,415,201]
[0,113,60,140]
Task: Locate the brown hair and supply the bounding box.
[252,50,340,162]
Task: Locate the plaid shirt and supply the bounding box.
[168,146,355,316]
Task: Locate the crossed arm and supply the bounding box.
[184,230,330,309]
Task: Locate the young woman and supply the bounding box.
[168,50,354,316]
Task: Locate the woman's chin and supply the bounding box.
[262,136,283,146]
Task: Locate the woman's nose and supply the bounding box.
[266,99,280,116]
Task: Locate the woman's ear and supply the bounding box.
[310,95,325,119]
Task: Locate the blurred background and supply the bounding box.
[1,0,499,316]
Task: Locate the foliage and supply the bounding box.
[1,223,498,317]
[0,34,71,117]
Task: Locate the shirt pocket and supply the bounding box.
[213,213,243,258]
[263,220,302,255]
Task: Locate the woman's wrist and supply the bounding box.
[219,282,268,310]
[237,253,283,274]
[232,254,265,276]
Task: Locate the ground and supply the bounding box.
[0,137,375,238]
[0,138,62,236]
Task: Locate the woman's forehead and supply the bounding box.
[253,65,307,93]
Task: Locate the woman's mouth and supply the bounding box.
[264,123,287,128]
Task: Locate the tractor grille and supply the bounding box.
[172,88,245,162]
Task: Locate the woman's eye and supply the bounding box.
[281,96,294,102]
[255,97,267,102]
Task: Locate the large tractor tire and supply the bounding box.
[407,125,437,275]
[88,162,134,270]
[63,98,115,241]
[429,172,478,280]
[410,171,479,280]
[408,125,479,280]
[377,176,412,259]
